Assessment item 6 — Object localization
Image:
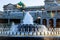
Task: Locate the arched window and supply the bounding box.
[43,19,47,26]
[10,19,21,24]
[34,17,41,24]
[49,19,53,28]
[56,19,60,28]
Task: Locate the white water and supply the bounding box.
[38,25,48,32]
[23,12,33,25]
[10,22,18,32]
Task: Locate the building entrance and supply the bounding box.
[43,19,47,26]
[0,19,8,23]
[10,19,20,24]
[49,19,53,28]
[34,18,40,24]
[56,19,60,28]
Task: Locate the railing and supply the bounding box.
[0,30,60,37]
[0,23,10,28]
[0,28,59,37]
[0,28,60,31]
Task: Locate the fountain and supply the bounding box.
[18,12,35,32]
[37,25,48,32]
[17,12,48,32]
[10,11,48,32]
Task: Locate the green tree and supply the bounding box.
[17,1,25,8]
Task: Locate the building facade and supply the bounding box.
[0,0,60,28]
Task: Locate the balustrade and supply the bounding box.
[0,28,59,37]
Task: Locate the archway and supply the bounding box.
[34,17,41,24]
[10,19,21,24]
[0,19,8,23]
[0,19,8,28]
[42,19,47,26]
[49,19,53,28]
[56,19,60,28]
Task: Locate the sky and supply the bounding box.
[0,0,45,11]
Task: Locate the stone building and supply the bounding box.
[0,0,60,28]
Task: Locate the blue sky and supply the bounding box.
[0,0,45,11]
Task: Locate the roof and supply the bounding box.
[25,6,44,9]
[3,3,15,8]
[46,6,60,11]
[3,3,45,11]
[45,0,54,2]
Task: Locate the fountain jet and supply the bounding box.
[10,22,18,32]
[23,12,33,25]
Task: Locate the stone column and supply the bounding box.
[41,11,42,17]
[47,19,49,28]
[8,19,10,25]
[53,18,56,28]
[40,19,43,25]
[55,10,57,16]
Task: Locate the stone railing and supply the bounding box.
[0,28,59,37]
[0,31,60,37]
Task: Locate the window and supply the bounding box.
[47,11,55,17]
